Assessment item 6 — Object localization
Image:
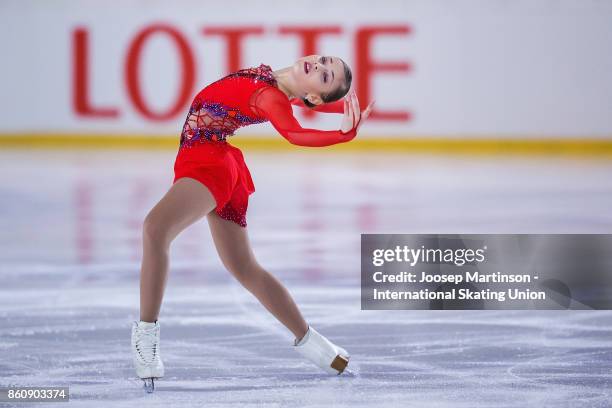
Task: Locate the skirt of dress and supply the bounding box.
[173,140,255,228]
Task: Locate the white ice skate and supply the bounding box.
[131,320,164,393]
[293,326,351,375]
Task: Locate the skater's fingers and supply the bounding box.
[362,100,375,120]
[340,95,356,133]
[366,100,375,112]
[348,94,356,127]
[350,92,359,128]
[346,95,353,114]
[343,97,352,124]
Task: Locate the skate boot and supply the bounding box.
[293,325,350,375]
[131,320,164,392]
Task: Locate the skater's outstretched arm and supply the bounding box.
[251,87,373,147]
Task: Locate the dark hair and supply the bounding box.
[301,59,352,109]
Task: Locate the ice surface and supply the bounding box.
[0,150,611,407]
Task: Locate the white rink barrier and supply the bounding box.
[1,0,611,141]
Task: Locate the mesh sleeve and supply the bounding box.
[251,87,356,147]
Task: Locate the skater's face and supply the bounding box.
[292,54,350,106]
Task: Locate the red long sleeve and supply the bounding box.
[250,87,356,147]
[289,97,345,113]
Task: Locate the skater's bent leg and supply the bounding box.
[140,177,217,322]
[207,212,309,341]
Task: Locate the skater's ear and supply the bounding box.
[303,93,323,108]
[301,96,317,109]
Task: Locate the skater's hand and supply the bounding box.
[340,90,375,134]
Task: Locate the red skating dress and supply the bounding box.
[173,63,359,227]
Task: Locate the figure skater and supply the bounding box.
[131,55,374,391]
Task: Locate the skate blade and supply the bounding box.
[143,378,155,393]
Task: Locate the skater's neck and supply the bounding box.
[272,67,300,100]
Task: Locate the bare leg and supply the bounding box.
[139,177,217,322]
[207,211,309,341]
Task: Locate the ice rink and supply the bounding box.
[1,149,611,407]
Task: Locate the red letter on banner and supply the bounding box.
[356,26,412,121]
[125,24,195,121]
[72,27,119,118]
[202,27,264,74]
[278,26,342,119]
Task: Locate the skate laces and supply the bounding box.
[134,325,159,365]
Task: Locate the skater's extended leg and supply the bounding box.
[140,177,217,322]
[207,211,309,341]
[133,177,215,388]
